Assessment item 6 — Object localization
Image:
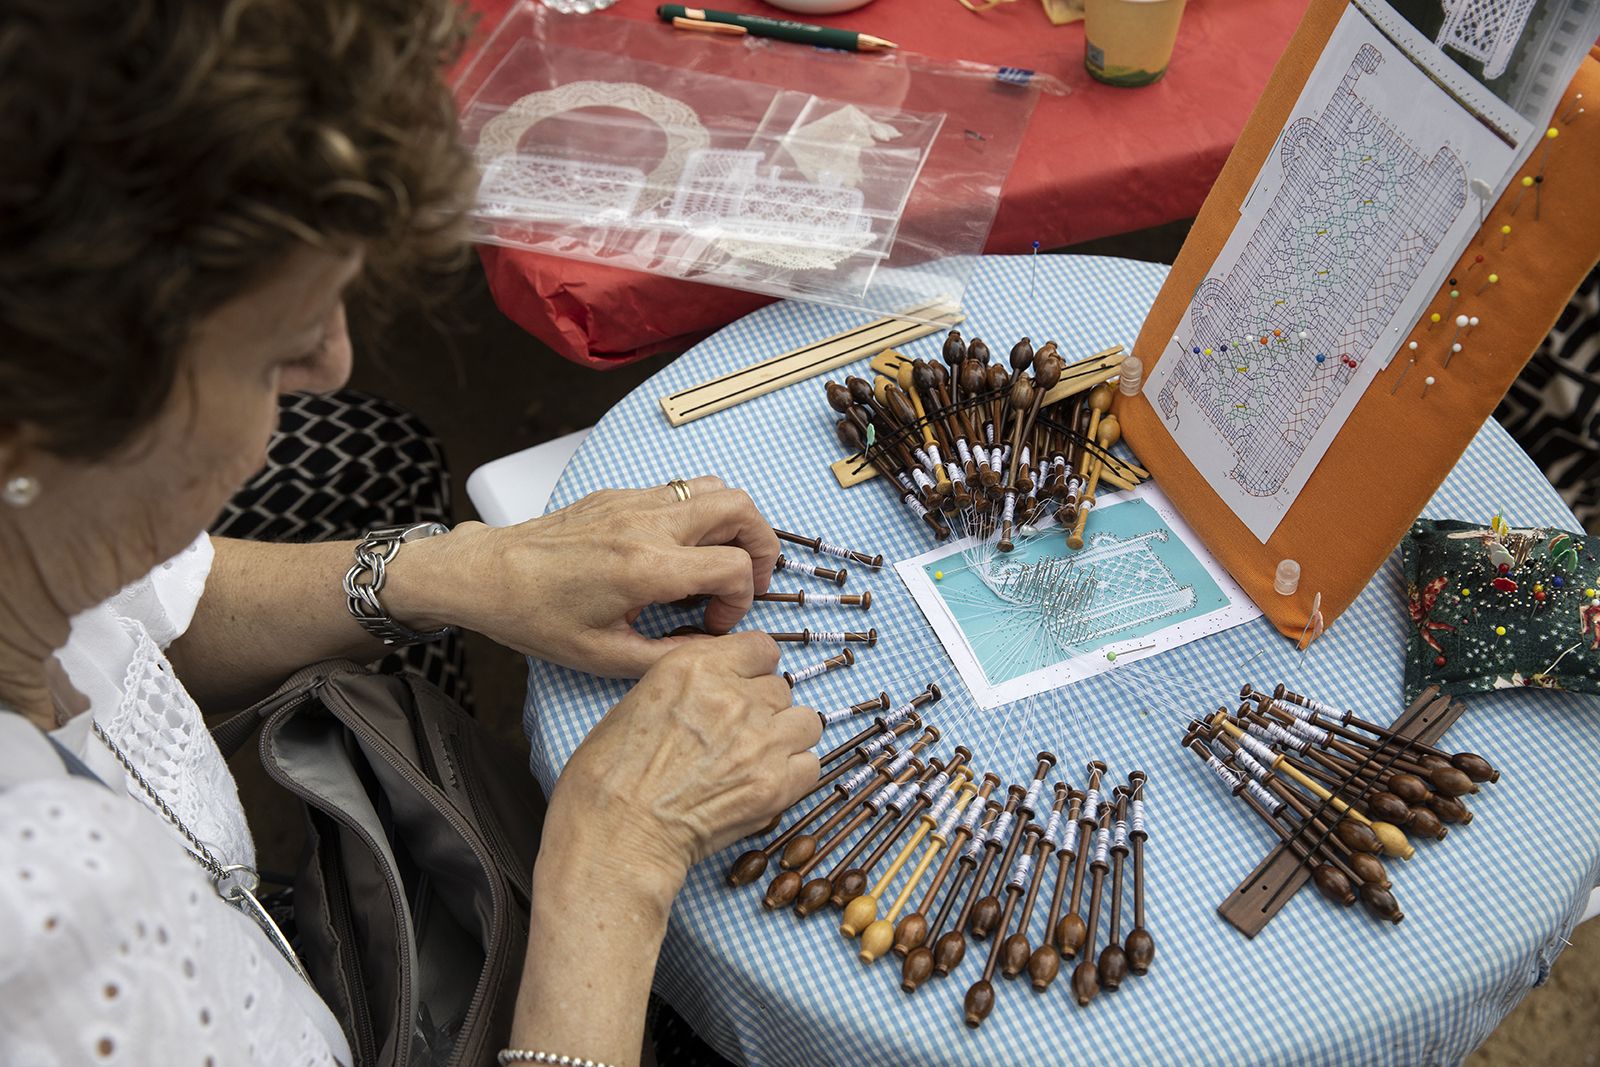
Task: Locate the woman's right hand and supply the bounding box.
[544,632,822,897]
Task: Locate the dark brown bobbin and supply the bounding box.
[833,748,972,907]
[1029,784,1082,991]
[1002,798,1062,981]
[775,553,848,587]
[1056,761,1106,959]
[1098,789,1131,992]
[934,785,1025,978]
[782,648,854,688]
[1274,684,1497,784]
[819,710,916,770]
[1124,770,1154,977]
[1071,803,1113,1007]
[970,780,1036,941]
[783,726,938,870]
[1426,793,1473,824]
[788,756,933,917]
[963,820,1045,1029]
[903,797,1001,993]
[894,771,1001,959]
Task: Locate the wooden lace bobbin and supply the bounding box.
[779,724,936,872]
[1000,786,1068,979]
[1124,771,1155,976]
[811,758,949,917]
[769,629,879,648]
[1097,789,1132,991]
[919,361,977,497]
[958,359,999,491]
[1071,804,1114,1006]
[782,647,854,688]
[1210,712,1415,860]
[774,553,848,586]
[901,795,1001,992]
[855,774,979,964]
[776,752,934,914]
[773,527,885,571]
[835,416,952,541]
[819,710,917,771]
[895,362,958,509]
[1067,410,1121,551]
[1273,684,1497,784]
[932,785,1025,978]
[814,684,938,770]
[1246,689,1478,799]
[1056,761,1108,959]
[1205,730,1402,921]
[838,761,955,937]
[756,590,872,610]
[895,773,1002,959]
[963,822,1046,1028]
[972,753,1058,938]
[814,691,892,732]
[1238,703,1450,840]
[729,731,908,887]
[833,748,973,908]
[1027,784,1082,991]
[757,712,920,838]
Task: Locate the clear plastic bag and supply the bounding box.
[453,4,1063,320]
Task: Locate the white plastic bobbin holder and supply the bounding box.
[1244,777,1282,815]
[1275,559,1302,596]
[1118,354,1144,396]
[1092,822,1113,867]
[1007,849,1034,891]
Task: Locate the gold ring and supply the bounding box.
[667,479,692,502]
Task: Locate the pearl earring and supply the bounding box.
[2,475,40,508]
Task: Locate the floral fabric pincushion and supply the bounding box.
[1402,517,1600,702]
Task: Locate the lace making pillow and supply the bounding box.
[1402,518,1600,702]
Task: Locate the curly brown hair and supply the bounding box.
[0,0,476,459]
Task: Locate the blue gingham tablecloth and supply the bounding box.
[524,255,1600,1066]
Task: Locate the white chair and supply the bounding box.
[465,427,591,527]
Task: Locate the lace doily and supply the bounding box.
[476,82,710,215]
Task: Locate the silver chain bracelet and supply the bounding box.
[497,1051,617,1067]
[343,522,455,646]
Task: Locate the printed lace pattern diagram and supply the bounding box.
[1156,43,1466,498]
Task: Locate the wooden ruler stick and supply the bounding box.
[659,301,963,427]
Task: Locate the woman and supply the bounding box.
[0,1,820,1065]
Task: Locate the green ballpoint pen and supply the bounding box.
[655,5,898,52]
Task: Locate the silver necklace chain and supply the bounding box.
[91,719,312,985]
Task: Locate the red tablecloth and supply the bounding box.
[467,0,1309,365]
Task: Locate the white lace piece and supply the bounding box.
[780,104,902,188]
[477,153,645,225]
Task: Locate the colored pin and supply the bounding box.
[1421,375,1435,399]
[1477,272,1499,296]
[1537,126,1559,173]
[1030,240,1040,299]
[1500,224,1511,250]
[1428,312,1441,329]
[1562,94,1585,124]
[1465,253,1484,273]
[1450,314,1469,346]
[1444,342,1462,369]
[1467,315,1480,335]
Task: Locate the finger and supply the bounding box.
[754,673,795,711]
[657,475,725,503]
[583,626,693,679]
[651,545,754,634]
[670,489,780,585]
[707,630,782,678]
[783,750,823,801]
[773,703,824,753]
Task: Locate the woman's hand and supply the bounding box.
[544,632,821,896]
[395,477,780,678]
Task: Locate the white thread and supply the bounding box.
[963,827,988,861]
[1205,755,1241,791]
[882,700,919,729]
[884,748,915,779]
[957,439,972,465]
[946,462,965,487]
[904,497,930,519]
[1289,718,1330,747]
[1244,778,1281,814]
[1093,824,1112,866]
[927,443,943,469]
[807,593,845,607]
[1019,445,1031,471]
[1043,807,1066,852]
[935,796,966,839]
[958,798,985,839]
[973,443,990,469]
[816,540,853,561]
[857,730,896,760]
[989,810,1015,847]
[873,782,901,811]
[838,764,877,794]
[926,787,956,826]
[811,630,849,644]
[1234,748,1269,781]
[1021,779,1044,816]
[985,423,995,445]
[1001,493,1016,525]
[920,772,952,803]
[1007,850,1033,890]
[1131,798,1146,839]
[819,706,853,726]
[787,659,830,684]
[1303,695,1351,724]
[912,468,935,493]
[1081,788,1102,826]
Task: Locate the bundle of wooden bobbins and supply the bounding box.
[823,331,1148,550]
[727,722,1155,1029]
[1181,683,1499,924]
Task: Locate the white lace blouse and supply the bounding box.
[0,535,351,1066]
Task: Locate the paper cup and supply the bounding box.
[1084,0,1187,87]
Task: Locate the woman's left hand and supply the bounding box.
[395,477,780,678]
